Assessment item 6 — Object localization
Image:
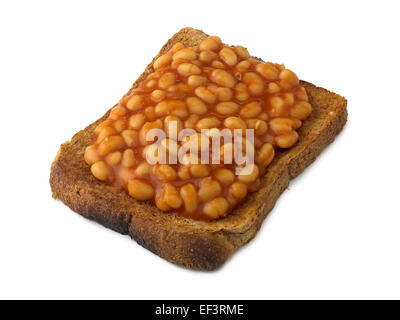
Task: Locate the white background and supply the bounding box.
[1,0,399,300]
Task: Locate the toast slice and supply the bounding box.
[50,27,347,270]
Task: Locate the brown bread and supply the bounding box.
[50,27,347,270]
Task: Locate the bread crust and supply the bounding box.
[50,27,347,270]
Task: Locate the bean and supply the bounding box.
[180,184,198,214]
[135,161,151,177]
[139,120,163,145]
[94,119,113,135]
[267,82,280,94]
[121,129,139,147]
[210,69,236,88]
[128,179,154,200]
[236,60,251,72]
[213,168,235,184]
[269,118,293,135]
[194,86,216,104]
[106,151,122,166]
[122,149,135,167]
[199,51,218,63]
[256,143,275,167]
[84,145,101,165]
[113,119,127,133]
[184,114,200,129]
[237,164,259,183]
[199,37,220,51]
[177,63,201,76]
[269,96,285,117]
[158,72,176,89]
[154,164,177,181]
[196,117,221,130]
[290,101,312,120]
[211,60,225,69]
[294,86,309,101]
[239,101,262,118]
[215,101,239,115]
[171,42,184,53]
[177,165,191,180]
[203,197,229,219]
[234,46,250,59]
[235,83,249,101]
[279,69,299,89]
[126,95,144,111]
[186,97,208,115]
[96,126,118,144]
[224,117,247,130]
[275,131,299,148]
[173,48,197,61]
[219,47,238,66]
[91,161,111,181]
[255,63,279,80]
[144,106,156,120]
[198,178,222,202]
[98,136,125,156]
[151,89,166,101]
[210,86,233,101]
[243,72,264,96]
[153,53,172,70]
[164,184,183,209]
[230,182,247,199]
[110,106,126,120]
[187,75,207,87]
[129,113,146,130]
[190,164,211,178]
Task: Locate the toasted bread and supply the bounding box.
[50,27,347,270]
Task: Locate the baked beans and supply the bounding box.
[91,161,111,182]
[128,179,154,200]
[84,35,312,220]
[219,47,237,66]
[180,183,198,214]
